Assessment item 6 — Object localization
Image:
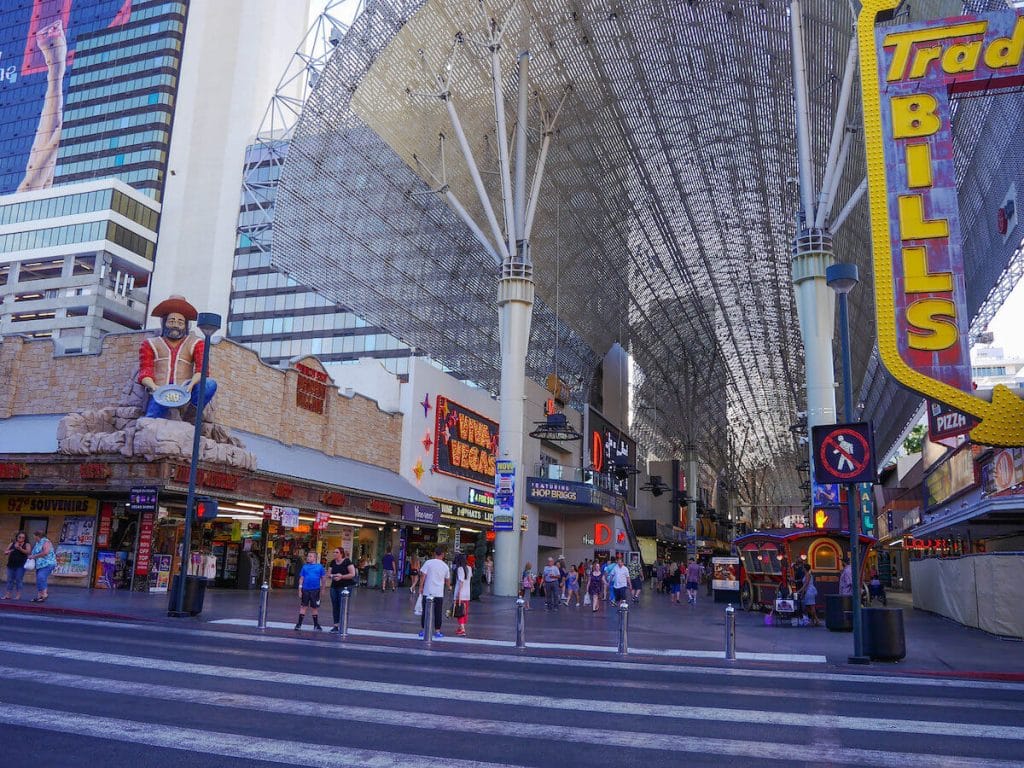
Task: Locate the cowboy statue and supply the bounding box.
[138,295,217,419]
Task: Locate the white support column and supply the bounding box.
[790,0,837,484]
[513,45,530,244]
[790,0,817,226]
[494,31,535,598]
[494,264,534,597]
[490,44,516,258]
[831,179,867,233]
[814,37,858,229]
[792,230,838,455]
[445,97,509,260]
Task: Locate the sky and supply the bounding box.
[979,274,1024,358]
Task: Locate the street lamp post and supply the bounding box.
[169,312,221,617]
[825,263,868,664]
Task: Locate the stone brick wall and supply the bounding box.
[0,332,402,470]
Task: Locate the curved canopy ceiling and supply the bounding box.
[272,0,1023,505]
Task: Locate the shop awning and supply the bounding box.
[237,431,436,509]
[0,414,60,453]
[911,494,1024,539]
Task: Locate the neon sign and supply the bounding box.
[434,396,498,485]
[859,2,1024,446]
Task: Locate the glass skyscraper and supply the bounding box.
[228,140,413,373]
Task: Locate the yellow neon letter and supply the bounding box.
[983,16,1024,69]
[884,21,987,81]
[906,298,958,351]
[903,246,953,293]
[905,143,933,188]
[941,40,982,74]
[899,195,949,240]
[891,94,942,138]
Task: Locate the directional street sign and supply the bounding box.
[812,422,877,486]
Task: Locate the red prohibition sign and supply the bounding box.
[819,428,870,481]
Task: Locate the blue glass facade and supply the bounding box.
[0,0,185,199]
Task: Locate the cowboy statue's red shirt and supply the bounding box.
[138,336,206,386]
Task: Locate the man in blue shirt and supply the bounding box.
[295,551,326,631]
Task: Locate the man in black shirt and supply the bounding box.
[328,547,357,632]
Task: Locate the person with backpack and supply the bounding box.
[452,552,472,636]
[520,562,534,610]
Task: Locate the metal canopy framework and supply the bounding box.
[270,0,1023,505]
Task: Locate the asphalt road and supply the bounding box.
[0,612,1022,767]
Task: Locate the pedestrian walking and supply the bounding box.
[408,552,421,593]
[586,563,604,612]
[558,558,569,604]
[542,557,561,610]
[565,565,581,607]
[667,561,682,604]
[520,562,534,610]
[452,552,472,636]
[26,530,56,603]
[2,531,31,601]
[800,566,820,627]
[684,557,703,605]
[294,551,326,631]
[484,554,494,592]
[627,554,643,602]
[602,558,616,602]
[417,545,450,639]
[654,560,667,594]
[839,555,853,595]
[610,556,630,603]
[327,547,357,632]
[380,545,397,591]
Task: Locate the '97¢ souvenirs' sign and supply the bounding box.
[859,1,1024,446]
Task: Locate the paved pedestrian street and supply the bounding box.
[1,612,1022,767]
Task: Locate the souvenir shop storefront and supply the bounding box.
[0,452,436,594]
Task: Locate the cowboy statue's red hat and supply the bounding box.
[149,295,198,321]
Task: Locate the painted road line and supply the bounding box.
[0,640,1019,742]
[0,626,1015,716]
[5,612,1024,693]
[208,617,828,662]
[0,666,1017,768]
[0,704,516,768]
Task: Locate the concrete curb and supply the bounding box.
[0,602,148,623]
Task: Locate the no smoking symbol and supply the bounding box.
[820,429,869,480]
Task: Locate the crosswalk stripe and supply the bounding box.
[0,640,1019,743]
[6,623,1020,712]
[210,618,828,662]
[0,704,516,768]
[6,612,1024,693]
[0,669,1019,768]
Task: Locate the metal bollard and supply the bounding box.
[339,588,350,639]
[725,603,736,661]
[617,600,629,655]
[515,598,526,648]
[256,581,269,631]
[422,596,434,646]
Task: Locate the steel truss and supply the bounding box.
[261,0,1024,505]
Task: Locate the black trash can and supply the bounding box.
[863,607,906,661]
[167,575,208,616]
[825,594,853,632]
